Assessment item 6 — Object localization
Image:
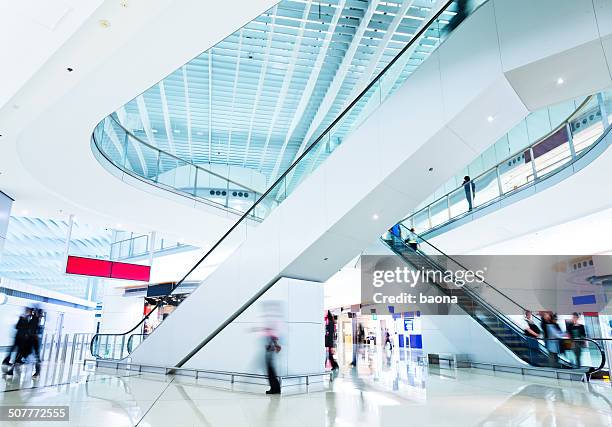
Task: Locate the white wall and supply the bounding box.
[183,278,324,375]
[99,279,143,334]
[421,313,526,366]
[131,0,612,368]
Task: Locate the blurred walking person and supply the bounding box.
[2,308,31,376]
[542,312,564,368]
[28,308,43,377]
[522,310,541,363]
[406,228,418,250]
[264,327,282,394]
[444,0,473,36]
[326,310,339,371]
[384,329,393,351]
[258,301,283,395]
[568,312,586,367]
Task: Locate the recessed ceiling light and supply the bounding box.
[372,214,379,220]
[99,19,111,28]
[556,77,564,85]
[487,115,495,123]
[66,67,74,72]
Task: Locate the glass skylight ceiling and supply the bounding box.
[114,0,460,185]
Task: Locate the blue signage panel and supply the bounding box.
[572,295,596,305]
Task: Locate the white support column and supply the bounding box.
[63,214,75,274]
[148,231,157,267]
[86,278,94,302]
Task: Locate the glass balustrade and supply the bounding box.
[404,90,612,235]
[92,115,271,221]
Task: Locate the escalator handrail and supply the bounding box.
[524,336,607,374]
[386,231,553,357]
[384,231,541,350]
[91,331,149,359]
[384,233,607,374]
[90,0,460,358]
[400,94,595,229]
[397,224,534,318]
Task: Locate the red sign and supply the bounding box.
[66,256,112,278]
[111,261,151,281]
[66,256,150,281]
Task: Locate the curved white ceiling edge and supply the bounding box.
[0,0,277,245]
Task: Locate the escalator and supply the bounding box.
[90,0,470,363]
[381,224,606,375]
[89,0,612,372]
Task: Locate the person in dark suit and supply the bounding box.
[568,312,586,367]
[325,311,339,370]
[2,308,31,375]
[463,176,476,211]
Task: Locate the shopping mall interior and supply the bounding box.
[1,0,612,425]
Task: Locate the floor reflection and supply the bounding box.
[0,346,611,426]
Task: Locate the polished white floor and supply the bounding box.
[2,346,612,426]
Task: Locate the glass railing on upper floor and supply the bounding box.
[90,0,485,360]
[109,233,192,261]
[92,115,276,220]
[403,90,612,235]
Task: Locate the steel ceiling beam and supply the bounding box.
[116,106,149,176]
[182,65,194,161]
[242,5,279,167]
[227,29,244,165]
[269,0,347,180]
[158,80,176,155]
[258,0,315,173]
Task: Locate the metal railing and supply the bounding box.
[404,91,611,234]
[87,358,329,388]
[40,332,93,365]
[109,234,192,262]
[110,234,149,260]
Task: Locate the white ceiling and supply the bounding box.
[0,0,103,109]
[468,207,612,256]
[0,0,276,246]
